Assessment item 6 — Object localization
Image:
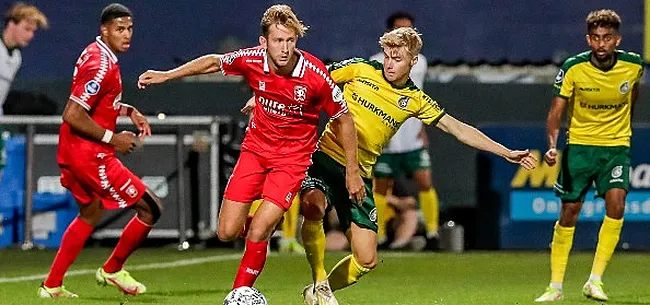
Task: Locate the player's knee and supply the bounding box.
[300,190,326,220]
[217,224,239,242]
[559,205,580,227]
[247,225,273,243]
[142,191,163,224]
[78,200,103,226]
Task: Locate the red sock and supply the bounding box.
[102,216,152,273]
[232,239,268,289]
[44,217,94,288]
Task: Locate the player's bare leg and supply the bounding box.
[40,199,104,298]
[232,200,285,288]
[300,189,337,305]
[217,199,253,242]
[98,189,162,295]
[583,188,625,301]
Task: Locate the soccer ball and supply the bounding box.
[223,286,268,305]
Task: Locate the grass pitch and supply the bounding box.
[0,247,648,304]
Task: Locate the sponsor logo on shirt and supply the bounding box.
[579,101,628,110]
[578,87,600,92]
[259,81,265,91]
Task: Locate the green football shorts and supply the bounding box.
[554,144,630,202]
[373,148,431,178]
[302,151,377,232]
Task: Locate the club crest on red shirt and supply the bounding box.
[294,85,307,102]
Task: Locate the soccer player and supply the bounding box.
[369,11,440,249]
[137,4,364,290]
[296,27,537,305]
[1,3,48,177]
[534,9,642,302]
[39,4,163,298]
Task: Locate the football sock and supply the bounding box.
[282,197,300,240]
[233,239,268,289]
[374,193,388,242]
[590,216,623,279]
[327,254,371,291]
[44,217,94,288]
[301,219,328,282]
[103,216,152,273]
[550,221,575,285]
[419,188,439,237]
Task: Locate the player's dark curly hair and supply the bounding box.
[586,9,621,32]
[101,3,132,25]
[386,11,414,30]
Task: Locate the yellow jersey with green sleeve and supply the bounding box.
[553,50,644,147]
[318,58,446,178]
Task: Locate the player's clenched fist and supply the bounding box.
[137,70,169,89]
[111,131,138,154]
[544,148,558,166]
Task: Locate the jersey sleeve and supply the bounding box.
[552,60,574,99]
[69,55,108,111]
[416,92,446,125]
[220,49,247,76]
[328,58,367,83]
[319,75,348,119]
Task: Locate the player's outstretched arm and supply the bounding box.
[331,112,366,204]
[62,101,138,154]
[544,96,567,166]
[435,114,537,170]
[137,54,222,89]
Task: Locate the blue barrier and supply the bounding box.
[0,136,78,248]
[478,126,650,249]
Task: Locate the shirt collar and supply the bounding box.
[0,31,18,56]
[263,49,306,78]
[95,36,118,63]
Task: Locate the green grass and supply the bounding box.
[0,248,649,304]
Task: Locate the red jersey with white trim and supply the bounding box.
[220,46,348,161]
[57,37,123,165]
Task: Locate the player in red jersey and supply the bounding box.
[39,4,163,298]
[138,4,364,290]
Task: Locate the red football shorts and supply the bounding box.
[60,156,146,209]
[224,150,308,211]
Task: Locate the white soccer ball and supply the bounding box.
[223,286,268,305]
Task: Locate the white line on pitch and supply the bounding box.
[0,250,440,284]
[0,253,244,284]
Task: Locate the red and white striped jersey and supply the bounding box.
[58,37,123,165]
[221,46,348,161]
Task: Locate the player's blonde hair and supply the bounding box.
[260,4,308,38]
[379,27,422,58]
[586,9,621,32]
[4,2,48,29]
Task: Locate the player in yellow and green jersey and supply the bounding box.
[295,27,537,305]
[534,9,643,303]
